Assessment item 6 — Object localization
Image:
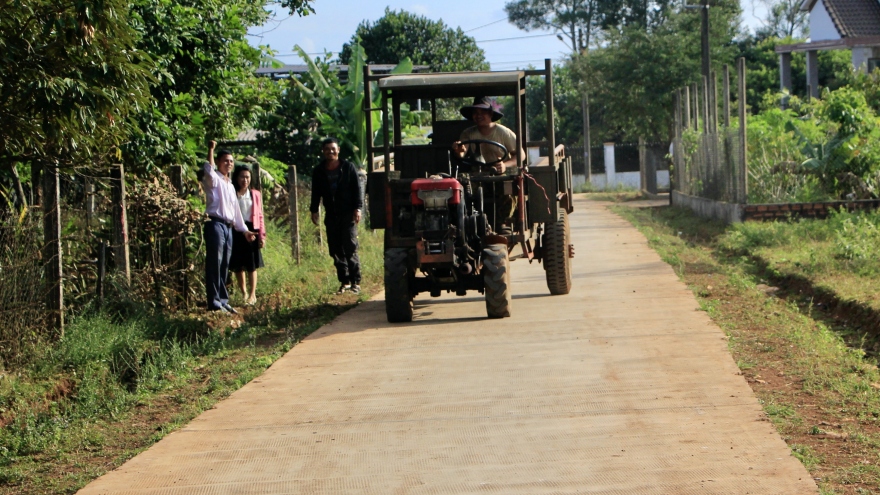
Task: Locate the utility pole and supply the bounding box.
[685,0,711,80]
[701,0,710,80]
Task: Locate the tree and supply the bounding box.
[500,65,584,146]
[505,0,603,53]
[737,35,853,111]
[753,0,808,40]
[338,9,488,72]
[119,0,283,173]
[258,44,413,176]
[504,0,676,54]
[0,0,153,180]
[573,0,742,142]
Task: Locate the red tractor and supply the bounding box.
[364,60,574,322]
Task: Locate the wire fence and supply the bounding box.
[0,165,307,368]
[671,59,748,204]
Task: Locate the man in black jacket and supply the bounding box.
[310,137,364,294]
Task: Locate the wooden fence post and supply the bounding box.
[85,177,95,227]
[42,163,64,335]
[683,86,691,130]
[96,241,106,308]
[252,161,262,192]
[287,165,301,263]
[702,75,709,134]
[710,70,717,133]
[723,64,731,127]
[737,57,749,204]
[638,137,646,193]
[582,93,591,183]
[170,165,189,305]
[111,163,131,284]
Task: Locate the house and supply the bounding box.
[776,0,880,98]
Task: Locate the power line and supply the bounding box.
[464,18,508,33]
[475,33,557,43]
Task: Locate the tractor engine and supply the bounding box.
[409,178,477,286]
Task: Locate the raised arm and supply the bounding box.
[202,140,217,187]
[208,140,216,167]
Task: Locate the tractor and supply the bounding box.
[363,60,574,322]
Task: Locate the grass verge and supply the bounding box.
[609,198,880,495]
[0,219,383,495]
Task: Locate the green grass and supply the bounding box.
[611,202,880,494]
[0,211,383,495]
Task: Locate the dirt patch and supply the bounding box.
[613,202,880,495]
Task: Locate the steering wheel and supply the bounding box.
[453,139,509,168]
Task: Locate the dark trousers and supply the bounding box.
[325,215,360,285]
[205,220,233,310]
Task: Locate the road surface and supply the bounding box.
[78,196,817,494]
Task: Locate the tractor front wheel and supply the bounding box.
[385,248,413,322]
[482,244,511,318]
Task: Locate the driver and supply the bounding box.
[451,96,525,234]
[451,96,524,176]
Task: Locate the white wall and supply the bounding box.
[572,171,670,191]
[851,46,880,71]
[809,0,840,41]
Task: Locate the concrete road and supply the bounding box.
[78,197,817,494]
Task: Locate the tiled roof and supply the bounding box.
[820,0,880,37]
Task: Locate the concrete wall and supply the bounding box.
[573,171,670,191]
[671,191,744,224]
[852,46,880,72]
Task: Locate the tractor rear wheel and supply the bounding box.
[482,244,511,318]
[543,208,572,295]
[385,248,413,322]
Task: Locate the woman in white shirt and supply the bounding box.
[229,165,266,305]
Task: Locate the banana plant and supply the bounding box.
[291,43,412,168]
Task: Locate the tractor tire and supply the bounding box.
[482,244,511,318]
[384,248,413,322]
[544,207,572,295]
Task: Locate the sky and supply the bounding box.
[247,1,769,71]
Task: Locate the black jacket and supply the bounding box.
[310,159,364,217]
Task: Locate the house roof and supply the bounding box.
[801,0,880,37]
[256,64,430,80]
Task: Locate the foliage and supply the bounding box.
[260,45,412,174]
[833,210,880,264]
[505,0,604,52]
[0,192,385,492]
[737,35,854,111]
[745,88,880,202]
[256,52,334,177]
[504,0,676,54]
[120,0,289,174]
[573,1,740,143]
[0,0,154,171]
[502,64,585,146]
[847,69,880,115]
[338,8,488,72]
[253,155,289,187]
[752,0,808,39]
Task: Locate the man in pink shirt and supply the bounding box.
[202,140,256,313]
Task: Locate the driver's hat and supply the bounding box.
[460,96,504,122]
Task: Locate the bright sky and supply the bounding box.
[247,1,769,70]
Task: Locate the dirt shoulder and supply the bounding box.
[611,196,880,495]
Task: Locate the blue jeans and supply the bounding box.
[205,220,233,310]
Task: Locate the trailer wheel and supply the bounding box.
[544,208,572,295]
[385,248,413,322]
[482,244,511,318]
